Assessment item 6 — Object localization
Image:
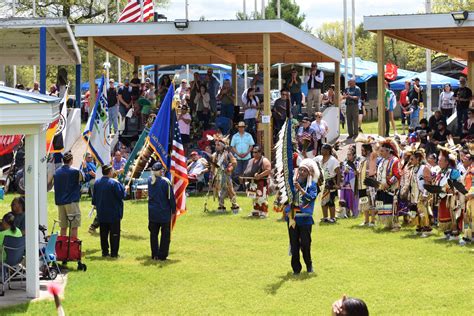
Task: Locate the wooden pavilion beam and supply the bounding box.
[93,36,134,64]
[263,33,271,160]
[377,31,385,137]
[88,37,95,108]
[386,30,466,60]
[468,52,474,91]
[182,35,236,64]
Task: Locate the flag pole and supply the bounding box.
[105,0,110,83]
[140,0,145,83]
[116,0,121,84]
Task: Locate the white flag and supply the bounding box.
[82,75,111,166]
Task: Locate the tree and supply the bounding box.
[0,0,168,89]
[264,0,305,29]
[432,0,474,12]
[236,0,305,30]
[315,21,427,72]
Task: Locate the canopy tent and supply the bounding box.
[0,17,82,105]
[389,71,460,91]
[74,19,342,158]
[0,86,60,299]
[364,11,474,136]
[275,57,417,83]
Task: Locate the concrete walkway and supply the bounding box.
[0,275,68,309]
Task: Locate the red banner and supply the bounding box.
[0,135,22,156]
[385,62,399,81]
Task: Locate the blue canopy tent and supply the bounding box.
[389,71,460,91]
[318,58,417,83]
[81,79,118,91]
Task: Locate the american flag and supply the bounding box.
[118,0,154,23]
[170,112,189,228]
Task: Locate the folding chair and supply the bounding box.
[1,236,26,296]
[39,233,63,281]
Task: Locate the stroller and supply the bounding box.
[55,214,87,271]
[39,223,62,280]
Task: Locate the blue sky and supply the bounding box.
[159,0,427,30]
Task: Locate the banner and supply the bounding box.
[0,135,22,156]
[83,75,111,166]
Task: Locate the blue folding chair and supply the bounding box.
[40,233,62,281]
[1,236,25,296]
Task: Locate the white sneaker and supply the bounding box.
[449,235,459,242]
[459,239,466,246]
[359,222,368,227]
[368,222,375,227]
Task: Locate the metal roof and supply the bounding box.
[0,86,59,104]
[74,19,341,64]
[0,86,60,129]
[0,17,81,65]
[364,12,474,60]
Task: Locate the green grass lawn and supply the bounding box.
[1,192,473,315]
[341,120,405,135]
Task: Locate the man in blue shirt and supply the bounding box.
[92,164,126,258]
[148,162,176,261]
[285,159,319,275]
[231,121,255,191]
[82,153,97,195]
[53,152,83,238]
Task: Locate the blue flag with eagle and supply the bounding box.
[83,75,111,166]
[147,82,174,171]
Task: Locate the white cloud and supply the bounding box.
[158,0,427,29]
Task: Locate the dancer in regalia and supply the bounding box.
[356,140,377,226]
[339,145,359,218]
[210,136,241,213]
[285,159,319,274]
[433,148,462,240]
[407,148,433,237]
[375,139,401,230]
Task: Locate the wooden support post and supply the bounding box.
[134,56,139,74]
[232,63,238,105]
[263,33,271,160]
[75,64,81,108]
[376,30,385,137]
[88,37,95,107]
[468,52,474,92]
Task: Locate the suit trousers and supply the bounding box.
[149,221,171,260]
[100,221,121,257]
[346,104,359,138]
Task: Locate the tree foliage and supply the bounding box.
[236,0,305,30]
[315,21,428,72]
[432,0,474,12]
[0,0,167,90]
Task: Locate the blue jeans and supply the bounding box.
[291,92,302,114]
[108,105,119,132]
[457,106,468,136]
[409,109,419,129]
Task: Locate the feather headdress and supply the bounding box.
[380,138,400,158]
[273,119,296,207]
